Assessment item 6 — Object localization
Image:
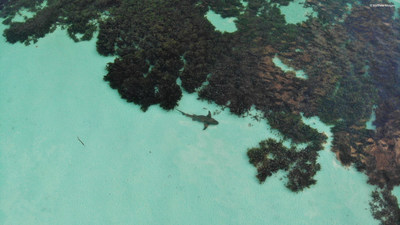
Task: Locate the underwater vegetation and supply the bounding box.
[276,1,400,191]
[204,0,245,18]
[248,111,326,191]
[98,0,226,111]
[305,0,358,23]
[0,0,44,18]
[265,111,326,144]
[370,188,400,225]
[2,0,117,44]
[1,0,400,223]
[0,0,9,11]
[247,138,324,192]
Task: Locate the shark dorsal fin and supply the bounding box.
[207,111,211,118]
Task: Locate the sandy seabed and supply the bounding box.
[0,18,379,225]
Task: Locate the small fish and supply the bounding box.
[77,136,85,146]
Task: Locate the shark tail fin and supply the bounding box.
[177,109,185,115]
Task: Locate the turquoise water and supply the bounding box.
[273,55,308,79]
[366,106,377,130]
[388,0,400,18]
[393,187,400,205]
[240,0,248,8]
[279,0,316,24]
[11,9,36,22]
[205,10,238,33]
[0,19,379,225]
[10,1,47,22]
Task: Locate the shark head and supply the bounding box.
[204,117,218,125]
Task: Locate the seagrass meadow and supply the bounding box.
[1,0,400,224]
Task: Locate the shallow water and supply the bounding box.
[279,0,316,24]
[388,0,400,17]
[366,106,377,130]
[205,10,237,33]
[272,55,308,79]
[0,19,380,225]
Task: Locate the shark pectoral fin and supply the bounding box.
[203,123,208,130]
[207,111,211,118]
